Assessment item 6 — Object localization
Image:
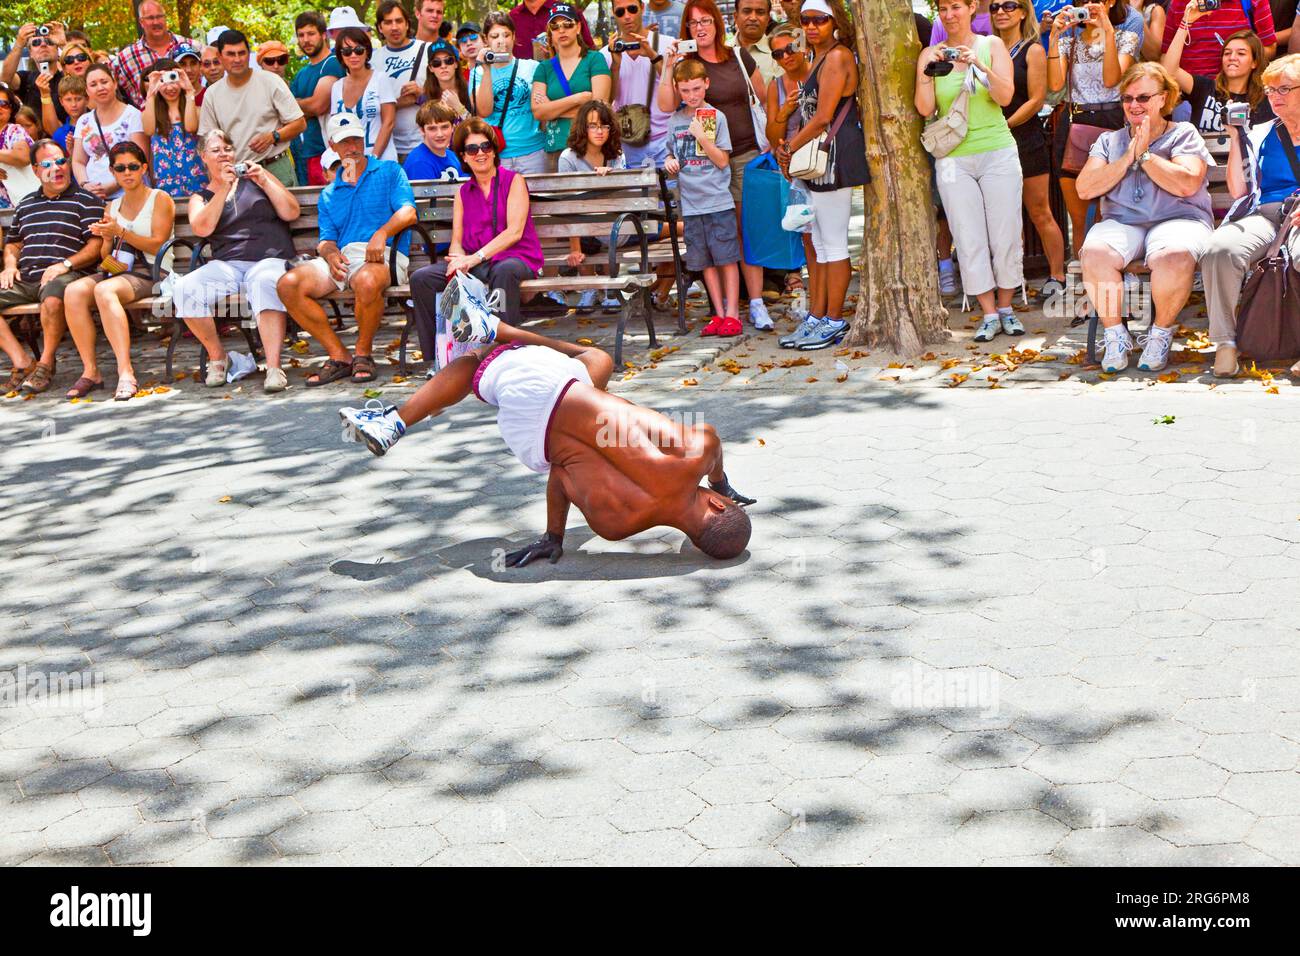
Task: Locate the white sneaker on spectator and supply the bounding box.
[1137,324,1174,372]
[1192,271,1204,293]
[205,358,228,388]
[544,291,568,309]
[973,314,1001,342]
[601,293,622,314]
[264,366,288,393]
[226,350,256,383]
[749,298,774,330]
[1101,325,1134,373]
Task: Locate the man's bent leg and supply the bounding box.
[278,264,351,362]
[396,350,484,427]
[38,296,67,368]
[350,262,390,359]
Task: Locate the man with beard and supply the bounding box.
[290,10,346,186]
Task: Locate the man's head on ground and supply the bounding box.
[377,0,414,48]
[200,46,225,84]
[296,11,329,58]
[32,138,71,193]
[215,30,252,80]
[137,0,171,45]
[736,0,771,47]
[687,490,752,560]
[417,100,457,152]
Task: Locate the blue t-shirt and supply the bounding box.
[403,144,464,180]
[53,121,74,153]
[290,54,345,160]
[319,158,417,256]
[1258,125,1300,205]
[469,58,545,159]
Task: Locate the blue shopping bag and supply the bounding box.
[741,153,807,270]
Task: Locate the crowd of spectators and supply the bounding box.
[5,0,1300,402]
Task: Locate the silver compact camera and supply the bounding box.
[162,70,180,83]
[483,50,512,64]
[676,38,698,54]
[1226,101,1250,127]
[941,47,962,62]
[1066,6,1091,24]
[233,162,249,177]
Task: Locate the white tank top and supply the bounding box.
[108,188,174,273]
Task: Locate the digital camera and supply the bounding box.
[36,25,51,37]
[483,50,513,64]
[941,47,962,62]
[162,70,180,83]
[1226,101,1250,126]
[677,38,698,54]
[612,39,640,53]
[1198,0,1221,11]
[1066,6,1091,24]
[233,163,249,177]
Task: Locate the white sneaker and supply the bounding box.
[749,298,774,330]
[205,358,227,388]
[1137,325,1174,372]
[264,366,288,393]
[339,400,406,457]
[226,350,256,383]
[1101,325,1134,373]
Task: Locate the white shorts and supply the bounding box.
[306,241,410,291]
[1083,217,1214,267]
[473,344,592,474]
[171,258,289,319]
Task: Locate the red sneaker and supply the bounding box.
[700,316,724,336]
[718,316,743,336]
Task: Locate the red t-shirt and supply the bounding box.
[1162,0,1277,77]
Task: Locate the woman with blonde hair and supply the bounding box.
[1076,62,1212,374]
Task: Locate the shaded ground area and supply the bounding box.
[3,372,1299,865]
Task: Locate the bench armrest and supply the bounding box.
[151,237,200,284]
[607,213,649,277]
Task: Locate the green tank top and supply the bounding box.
[933,35,1016,158]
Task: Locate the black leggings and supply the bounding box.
[410,256,536,359]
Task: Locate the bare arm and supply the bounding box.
[187,179,233,237]
[372,102,396,160]
[1160,14,1195,93]
[1075,148,1133,201]
[1142,153,1207,198]
[1226,125,1248,199]
[474,65,496,118]
[297,73,336,117]
[0,139,29,167]
[787,48,855,153]
[116,190,175,256]
[532,78,593,121]
[1004,43,1047,130]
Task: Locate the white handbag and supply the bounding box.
[788,97,853,181]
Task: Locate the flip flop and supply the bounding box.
[65,376,103,399]
[305,358,353,388]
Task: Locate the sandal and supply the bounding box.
[20,362,56,394]
[305,357,353,388]
[65,376,103,399]
[4,365,32,393]
[114,375,138,401]
[351,354,377,384]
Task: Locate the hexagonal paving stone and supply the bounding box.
[206,796,305,839]
[106,822,209,864]
[1197,732,1300,773]
[1142,796,1257,847]
[854,753,962,795]
[1219,770,1300,817]
[1053,826,1179,865]
[42,806,142,850]
[957,809,1069,859]
[1245,815,1300,864]
[1119,756,1230,800]
[686,804,791,850]
[608,789,707,833]
[936,730,1038,770]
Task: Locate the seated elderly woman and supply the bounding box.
[1076,62,1214,375]
[1201,54,1300,379]
[170,129,301,390]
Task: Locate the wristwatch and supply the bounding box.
[60,258,73,270]
[1138,149,1153,166]
[272,129,282,145]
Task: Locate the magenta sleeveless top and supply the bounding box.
[459,168,543,273]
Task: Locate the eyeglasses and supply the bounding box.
[63,53,89,64]
[770,45,800,60]
[587,123,610,132]
[800,13,833,25]
[111,162,143,172]
[1120,92,1163,105]
[462,141,496,155]
[201,59,221,68]
[261,55,289,66]
[988,2,1022,12]
[613,4,639,15]
[1264,84,1299,97]
[38,157,69,168]
[685,18,712,28]
[0,100,13,111]
[430,55,457,67]
[338,46,368,57]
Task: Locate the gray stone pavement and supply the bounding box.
[4,351,1300,866]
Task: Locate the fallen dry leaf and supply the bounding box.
[806,376,818,383]
[681,378,698,386]
[218,495,232,503]
[757,438,766,446]
[576,338,594,346]
[1157,372,1180,383]
[835,374,848,383]
[778,357,813,368]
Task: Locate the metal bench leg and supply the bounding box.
[329,299,344,332]
[639,287,657,349]
[165,318,184,380]
[1086,313,1100,365]
[241,325,263,363]
[398,304,413,377]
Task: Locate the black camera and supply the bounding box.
[1198,0,1221,10]
[612,39,640,53]
[924,59,954,77]
[36,25,51,37]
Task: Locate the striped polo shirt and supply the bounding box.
[9,185,104,282]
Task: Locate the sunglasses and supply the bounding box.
[549,19,576,30]
[0,100,13,111]
[39,157,69,168]
[770,45,800,60]
[339,46,368,57]
[462,141,496,155]
[988,1,1022,11]
[613,4,639,15]
[1120,92,1163,105]
[111,162,143,172]
[801,13,833,25]
[63,53,90,64]
[30,37,55,48]
[459,34,479,43]
[201,59,221,67]
[429,55,457,67]
[262,55,289,66]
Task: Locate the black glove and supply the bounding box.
[504,531,564,568]
[709,472,756,507]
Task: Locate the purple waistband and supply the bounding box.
[471,341,525,402]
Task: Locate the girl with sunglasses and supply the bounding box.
[62,141,176,401]
[143,59,204,198]
[34,43,91,135]
[329,27,398,161]
[470,13,548,174]
[0,90,36,208]
[992,0,1067,303]
[72,63,148,200]
[423,40,471,123]
[532,4,612,171]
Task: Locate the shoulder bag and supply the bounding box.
[788,96,853,180]
[736,48,770,153]
[616,29,658,147]
[1235,130,1300,362]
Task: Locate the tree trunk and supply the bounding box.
[846,0,949,355]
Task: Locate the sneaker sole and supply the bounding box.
[338,409,388,458]
[797,334,847,351]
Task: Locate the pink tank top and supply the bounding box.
[459,168,544,273]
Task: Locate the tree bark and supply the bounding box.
[846,0,949,355]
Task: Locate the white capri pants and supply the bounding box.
[935,145,1024,297]
[1080,217,1214,267]
[171,258,289,320]
[806,187,853,263]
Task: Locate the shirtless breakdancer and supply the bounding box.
[339,320,755,566]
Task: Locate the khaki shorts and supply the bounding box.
[728,148,759,206]
[0,268,95,308]
[306,241,410,292]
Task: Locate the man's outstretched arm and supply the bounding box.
[699,425,757,506]
[505,468,571,567]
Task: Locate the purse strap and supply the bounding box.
[817,98,853,154]
[644,28,659,108]
[495,59,520,125]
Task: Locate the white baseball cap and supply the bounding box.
[206,25,231,46]
[326,113,366,144]
[328,7,370,32]
[321,148,342,171]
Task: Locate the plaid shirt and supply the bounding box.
[112,33,188,107]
